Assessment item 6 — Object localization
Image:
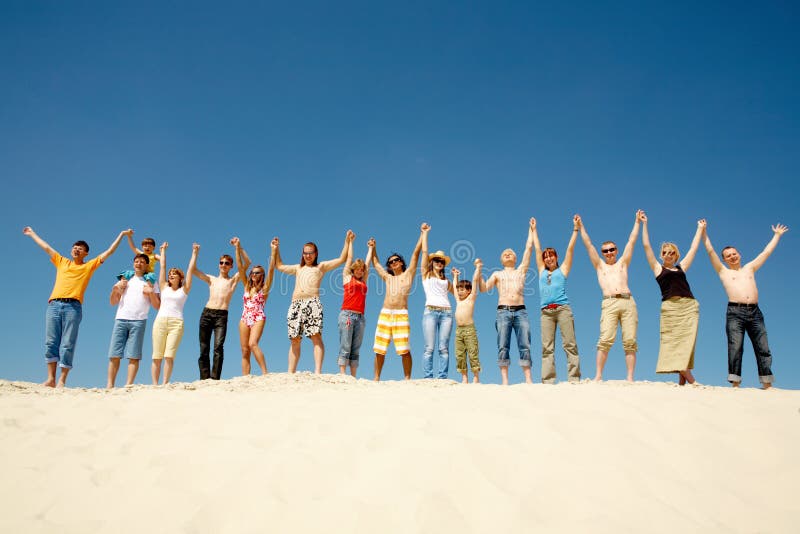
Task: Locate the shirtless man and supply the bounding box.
[192,238,249,380]
[272,231,353,374]
[481,219,536,385]
[703,221,789,388]
[452,259,483,383]
[577,211,642,382]
[370,225,425,381]
[24,226,131,387]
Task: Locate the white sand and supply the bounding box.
[1,375,798,533]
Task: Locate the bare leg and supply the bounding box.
[107,357,121,389]
[374,353,385,381]
[56,368,70,388]
[523,367,533,384]
[594,350,608,381]
[473,372,480,384]
[310,334,324,374]
[239,321,252,375]
[125,359,140,386]
[163,358,174,385]
[44,362,57,387]
[625,352,636,382]
[678,373,687,386]
[401,352,412,380]
[288,337,302,373]
[249,320,267,374]
[679,370,695,385]
[461,372,468,384]
[500,366,509,386]
[152,359,163,385]
[349,364,357,378]
[339,365,347,375]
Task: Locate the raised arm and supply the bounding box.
[619,210,642,266]
[639,211,660,275]
[576,215,602,268]
[98,229,133,263]
[420,222,431,275]
[451,267,462,301]
[342,232,355,284]
[126,233,142,255]
[703,224,725,273]
[405,226,425,278]
[184,243,199,293]
[191,245,211,285]
[680,219,705,272]
[746,224,789,272]
[560,217,580,277]
[231,237,249,284]
[369,238,389,280]
[264,241,277,295]
[271,237,298,275]
[470,259,483,301]
[158,242,169,291]
[519,218,536,272]
[531,218,544,272]
[320,230,354,273]
[22,227,57,258]
[364,239,374,277]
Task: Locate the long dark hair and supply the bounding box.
[299,242,319,268]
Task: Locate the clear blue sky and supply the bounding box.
[2,1,797,388]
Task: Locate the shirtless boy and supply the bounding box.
[370,225,425,381]
[703,221,789,388]
[272,231,353,374]
[482,219,536,385]
[577,211,642,382]
[192,238,249,380]
[452,259,483,383]
[24,226,131,387]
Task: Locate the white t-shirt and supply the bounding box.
[115,276,160,321]
[156,286,189,320]
[423,276,451,308]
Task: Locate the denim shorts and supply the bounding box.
[108,319,147,359]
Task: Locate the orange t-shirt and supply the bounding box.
[48,253,104,303]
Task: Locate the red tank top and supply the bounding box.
[341,277,367,313]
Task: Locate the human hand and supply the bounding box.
[421,223,430,233]
[270,237,279,249]
[772,223,789,235]
[192,243,200,253]
[22,226,33,236]
[697,219,707,232]
[160,242,168,251]
[116,279,128,291]
[346,229,355,242]
[637,210,647,223]
[573,215,582,229]
[367,237,376,248]
[474,258,483,269]
[230,237,240,247]
[142,283,154,295]
[451,267,461,277]
[123,229,134,237]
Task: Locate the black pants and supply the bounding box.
[199,307,228,379]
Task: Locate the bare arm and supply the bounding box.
[126,233,142,255]
[143,282,160,310]
[184,243,199,294]
[264,242,277,295]
[232,237,248,284]
[420,223,431,276]
[746,224,789,272]
[364,239,374,277]
[619,210,642,266]
[110,280,126,306]
[451,267,461,301]
[470,259,483,301]
[271,237,298,275]
[405,228,425,278]
[98,229,133,263]
[703,226,725,273]
[22,227,58,258]
[342,234,355,284]
[321,230,354,273]
[519,218,535,272]
[158,242,168,291]
[483,271,497,291]
[680,220,705,272]
[576,215,602,268]
[370,239,389,280]
[639,212,660,275]
[531,218,544,272]
[561,217,580,277]
[191,245,212,285]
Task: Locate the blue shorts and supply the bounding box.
[108,319,147,360]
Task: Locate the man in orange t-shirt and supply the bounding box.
[24,226,132,387]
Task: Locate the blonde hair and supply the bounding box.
[349,259,366,277]
[660,242,681,262]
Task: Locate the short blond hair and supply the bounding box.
[349,259,366,275]
[660,242,681,261]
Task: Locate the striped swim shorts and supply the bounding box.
[373,308,410,356]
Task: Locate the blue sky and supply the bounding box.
[2,1,797,388]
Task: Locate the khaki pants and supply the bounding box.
[540,304,580,383]
[597,297,638,353]
[454,324,481,373]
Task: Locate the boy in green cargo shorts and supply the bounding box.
[452,259,483,383]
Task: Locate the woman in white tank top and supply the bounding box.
[151,242,198,385]
[420,224,454,379]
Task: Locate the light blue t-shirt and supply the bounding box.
[538,267,569,307]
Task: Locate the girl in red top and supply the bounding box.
[337,238,374,376]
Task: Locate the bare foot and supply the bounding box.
[626,376,634,383]
[762,383,772,390]
[678,375,686,386]
[42,379,56,388]
[461,374,468,384]
[593,375,603,382]
[473,376,480,384]
[732,382,741,388]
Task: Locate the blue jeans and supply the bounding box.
[338,310,366,368]
[45,300,83,369]
[422,307,453,379]
[726,304,773,384]
[496,307,532,367]
[108,319,147,360]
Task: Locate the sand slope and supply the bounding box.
[1,375,797,533]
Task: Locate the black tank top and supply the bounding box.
[655,264,695,301]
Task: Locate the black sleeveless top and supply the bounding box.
[655,264,695,301]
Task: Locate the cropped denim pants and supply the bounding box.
[338,310,366,368]
[422,307,453,379]
[45,299,83,369]
[496,307,532,367]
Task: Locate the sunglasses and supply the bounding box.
[388,257,402,264]
[219,260,232,266]
[432,258,445,264]
[601,247,617,254]
[661,250,676,256]
[251,271,264,276]
[303,251,316,256]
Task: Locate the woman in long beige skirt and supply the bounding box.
[640,212,705,385]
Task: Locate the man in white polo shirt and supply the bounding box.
[107,253,161,388]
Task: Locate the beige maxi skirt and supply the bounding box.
[656,297,699,373]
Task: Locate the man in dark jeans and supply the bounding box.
[192,238,249,379]
[703,221,789,388]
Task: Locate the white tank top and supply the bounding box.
[423,276,451,308]
[156,286,189,320]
